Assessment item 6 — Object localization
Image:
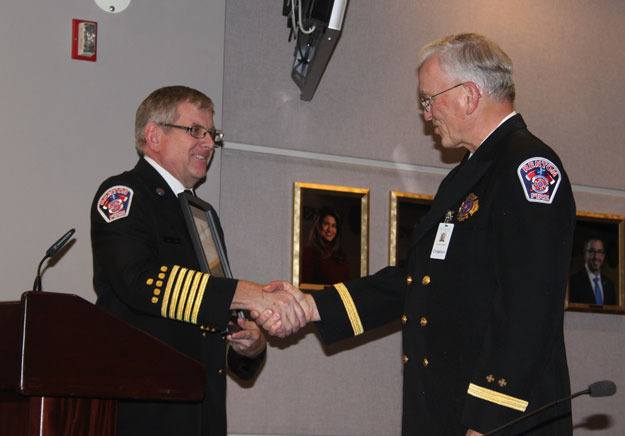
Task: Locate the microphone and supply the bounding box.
[587,380,617,397]
[484,380,617,435]
[33,228,76,292]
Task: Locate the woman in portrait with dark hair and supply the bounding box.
[301,207,350,285]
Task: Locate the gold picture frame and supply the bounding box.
[292,182,369,290]
[388,191,433,267]
[565,210,624,314]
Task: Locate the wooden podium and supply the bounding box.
[0,291,205,436]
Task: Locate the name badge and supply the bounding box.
[430,223,454,260]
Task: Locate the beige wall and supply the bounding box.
[1,0,624,435]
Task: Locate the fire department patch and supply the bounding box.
[517,157,561,204]
[97,185,134,223]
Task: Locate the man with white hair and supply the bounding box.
[260,33,576,435]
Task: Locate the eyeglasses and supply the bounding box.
[160,123,224,146]
[418,82,467,112]
[585,249,605,255]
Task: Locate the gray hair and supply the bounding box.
[134,86,214,156]
[419,33,515,102]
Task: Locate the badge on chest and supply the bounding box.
[429,192,480,260]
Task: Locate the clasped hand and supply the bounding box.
[251,281,315,338]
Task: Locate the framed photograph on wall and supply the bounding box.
[565,211,624,314]
[179,192,232,278]
[389,191,433,268]
[292,182,369,290]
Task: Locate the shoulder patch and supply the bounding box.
[97,185,134,222]
[517,157,561,204]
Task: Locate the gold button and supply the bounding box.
[422,357,429,367]
[160,266,168,272]
[151,297,158,304]
[158,273,166,279]
[401,354,409,365]
[156,280,163,287]
[406,275,413,285]
[153,288,161,296]
[400,314,408,325]
[421,275,431,286]
[419,317,428,327]
[146,278,154,285]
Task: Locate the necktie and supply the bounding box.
[592,276,603,305]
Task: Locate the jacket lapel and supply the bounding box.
[410,155,493,244]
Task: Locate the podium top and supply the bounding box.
[0,291,205,401]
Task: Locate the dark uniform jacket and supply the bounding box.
[312,115,575,435]
[569,268,617,305]
[91,158,263,436]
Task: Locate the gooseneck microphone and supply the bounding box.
[484,380,617,435]
[586,380,617,398]
[33,228,76,292]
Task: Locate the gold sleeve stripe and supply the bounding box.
[467,383,528,412]
[168,268,188,318]
[184,271,204,322]
[161,265,180,317]
[191,273,210,324]
[176,269,196,320]
[333,283,364,336]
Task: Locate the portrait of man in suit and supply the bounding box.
[569,238,617,305]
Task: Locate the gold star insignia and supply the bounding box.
[498,378,507,387]
[486,374,495,383]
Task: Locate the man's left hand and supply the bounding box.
[227,317,266,358]
[466,429,483,436]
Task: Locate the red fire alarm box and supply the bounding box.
[72,19,97,62]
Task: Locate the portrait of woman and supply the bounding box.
[301,207,350,285]
[292,182,368,289]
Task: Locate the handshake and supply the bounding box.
[231,280,320,338]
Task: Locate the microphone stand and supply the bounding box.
[484,382,615,435]
[32,228,75,292]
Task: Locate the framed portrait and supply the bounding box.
[179,192,232,278]
[565,210,624,314]
[292,182,369,290]
[389,191,433,267]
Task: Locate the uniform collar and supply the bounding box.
[477,111,517,148]
[143,156,188,196]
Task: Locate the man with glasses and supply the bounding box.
[91,86,307,436]
[258,34,576,435]
[569,238,616,305]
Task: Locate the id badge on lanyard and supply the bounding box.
[430,210,454,260]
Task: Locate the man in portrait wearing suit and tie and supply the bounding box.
[569,238,617,305]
